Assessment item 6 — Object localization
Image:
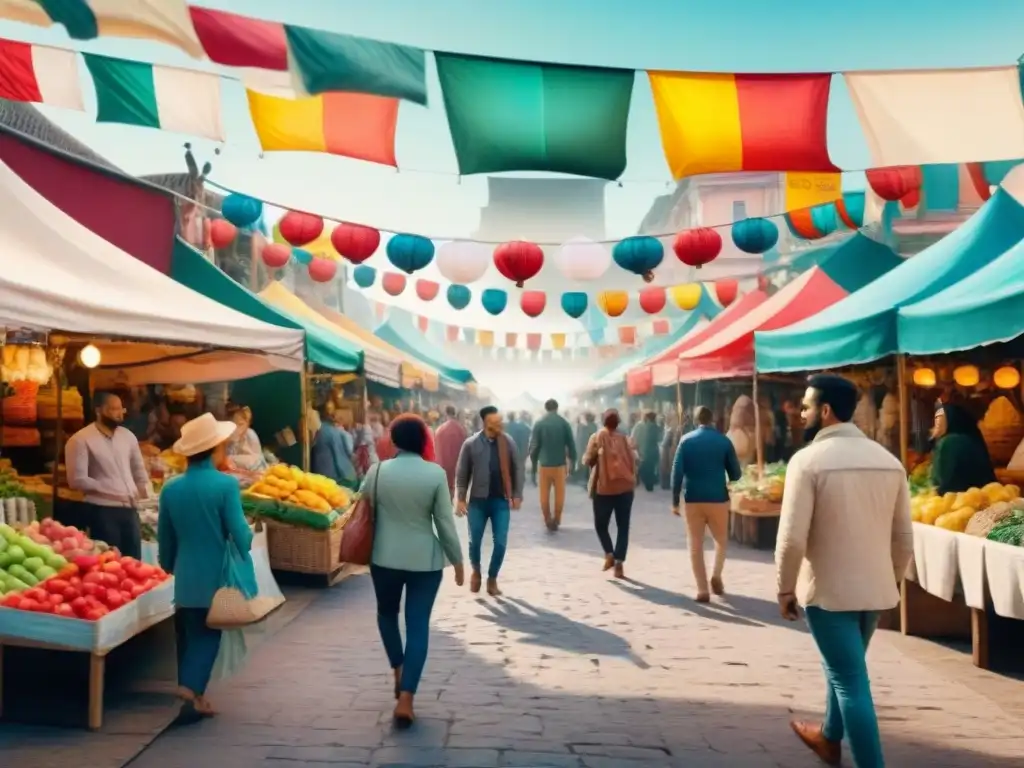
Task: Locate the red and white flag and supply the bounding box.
[0,39,83,110]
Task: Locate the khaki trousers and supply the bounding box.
[684,502,729,593]
[538,466,567,523]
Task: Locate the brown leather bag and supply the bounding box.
[338,464,381,566]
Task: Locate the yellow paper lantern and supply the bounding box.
[953,365,980,387]
[993,365,1020,390]
[597,290,629,317]
[670,283,702,311]
[912,367,936,387]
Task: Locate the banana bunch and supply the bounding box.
[248,464,350,513]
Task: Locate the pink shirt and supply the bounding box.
[434,419,467,491]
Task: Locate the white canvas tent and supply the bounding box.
[0,156,304,383]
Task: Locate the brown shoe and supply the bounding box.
[711,576,725,596]
[695,592,710,603]
[602,554,615,571]
[790,720,841,766]
[470,570,482,594]
[486,578,502,597]
[393,692,415,729]
[613,562,624,579]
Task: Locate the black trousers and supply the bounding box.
[84,503,142,560]
[593,491,634,562]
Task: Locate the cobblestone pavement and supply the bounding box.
[46,487,1024,765]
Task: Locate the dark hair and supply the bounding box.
[187,448,216,465]
[390,413,429,456]
[445,405,456,417]
[644,410,657,422]
[93,390,117,411]
[695,406,713,425]
[507,412,517,421]
[807,374,858,422]
[544,399,558,412]
[479,405,498,421]
[603,409,621,430]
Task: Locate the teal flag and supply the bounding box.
[436,54,634,179]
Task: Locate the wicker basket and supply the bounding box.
[731,493,782,516]
[979,396,1024,466]
[265,518,345,574]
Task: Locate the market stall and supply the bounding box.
[375,313,475,388]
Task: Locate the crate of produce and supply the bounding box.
[264,518,345,575]
[732,493,782,515]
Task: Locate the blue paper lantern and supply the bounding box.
[612,236,663,282]
[221,193,262,228]
[292,248,314,265]
[730,217,779,254]
[561,292,588,319]
[446,284,471,310]
[352,265,376,288]
[481,288,507,316]
[386,233,435,274]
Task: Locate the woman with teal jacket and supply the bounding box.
[158,413,256,725]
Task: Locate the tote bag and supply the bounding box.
[339,463,381,566]
[207,538,283,629]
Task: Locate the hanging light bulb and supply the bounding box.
[912,368,936,387]
[78,344,101,369]
[993,366,1020,390]
[953,365,980,387]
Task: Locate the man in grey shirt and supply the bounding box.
[65,391,150,559]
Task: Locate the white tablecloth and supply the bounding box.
[956,533,987,610]
[984,539,1024,620]
[910,522,960,601]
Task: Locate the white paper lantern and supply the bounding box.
[436,240,490,284]
[555,237,610,281]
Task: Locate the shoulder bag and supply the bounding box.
[338,462,382,566]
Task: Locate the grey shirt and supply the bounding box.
[65,423,149,507]
[455,432,524,502]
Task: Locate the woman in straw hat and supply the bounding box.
[158,413,257,724]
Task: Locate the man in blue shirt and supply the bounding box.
[671,406,742,603]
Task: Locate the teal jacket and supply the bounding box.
[363,451,463,571]
[529,412,577,468]
[671,425,742,505]
[158,457,255,609]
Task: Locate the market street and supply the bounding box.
[10,485,1024,767]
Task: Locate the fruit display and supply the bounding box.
[0,522,68,593]
[22,518,107,557]
[0,551,169,620]
[247,464,351,513]
[911,482,1023,533]
[730,462,786,503]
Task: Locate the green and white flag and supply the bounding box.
[84,54,225,141]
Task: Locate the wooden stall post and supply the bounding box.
[753,370,765,480]
[48,342,67,509]
[675,380,683,422]
[896,354,909,469]
[300,363,311,472]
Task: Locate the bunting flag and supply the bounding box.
[618,327,637,345]
[652,319,670,335]
[446,326,459,342]
[435,53,634,179]
[648,72,836,179]
[526,333,542,351]
[505,333,518,348]
[785,172,843,212]
[0,0,203,56]
[845,67,1024,167]
[0,39,83,110]
[478,330,494,347]
[188,6,292,95]
[551,333,566,350]
[246,89,398,165]
[84,54,224,140]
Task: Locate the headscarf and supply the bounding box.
[938,402,986,443]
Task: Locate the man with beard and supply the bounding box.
[65,391,150,559]
[777,374,913,767]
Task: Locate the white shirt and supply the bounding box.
[65,423,149,507]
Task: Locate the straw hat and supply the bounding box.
[173,412,237,457]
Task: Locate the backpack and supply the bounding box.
[598,431,634,484]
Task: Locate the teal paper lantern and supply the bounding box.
[481,288,507,316]
[292,247,314,265]
[353,265,376,288]
[447,284,471,310]
[810,203,839,237]
[561,292,588,319]
[386,233,435,274]
[837,193,865,229]
[730,217,778,254]
[221,193,263,228]
[612,236,663,282]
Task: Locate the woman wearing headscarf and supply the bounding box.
[930,402,997,494]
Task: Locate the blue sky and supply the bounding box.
[2,0,1023,240]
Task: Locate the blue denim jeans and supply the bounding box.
[468,497,510,579]
[175,608,222,696]
[370,565,443,695]
[804,607,884,768]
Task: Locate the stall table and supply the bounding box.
[729,494,781,550]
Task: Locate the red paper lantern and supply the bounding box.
[209,219,237,249]
[901,187,921,209]
[714,279,738,307]
[262,243,291,269]
[638,287,666,315]
[415,280,440,301]
[278,211,324,246]
[331,222,380,264]
[672,228,722,269]
[308,258,337,283]
[494,240,544,288]
[520,291,546,318]
[382,272,406,296]
[866,165,923,202]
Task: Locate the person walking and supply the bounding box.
[632,411,661,492]
[364,414,464,728]
[310,405,358,488]
[158,413,257,724]
[575,412,598,486]
[455,406,523,596]
[671,405,742,602]
[529,399,577,531]
[778,375,913,767]
[434,405,468,497]
[65,391,150,559]
[659,414,681,490]
[583,410,636,579]
[505,412,532,475]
